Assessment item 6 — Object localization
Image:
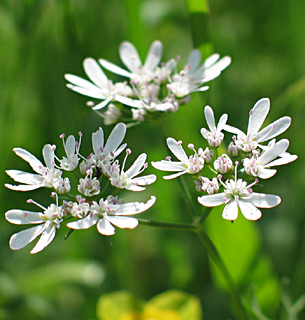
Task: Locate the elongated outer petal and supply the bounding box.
[66,82,106,99]
[5,170,43,185]
[97,217,116,235]
[125,153,147,178]
[111,196,156,216]
[6,210,43,225]
[247,98,270,135]
[202,54,220,69]
[256,116,291,143]
[30,225,56,254]
[42,144,55,169]
[257,168,277,179]
[167,138,188,162]
[9,224,45,250]
[13,148,43,174]
[5,183,43,191]
[98,59,132,78]
[223,124,244,136]
[84,58,108,87]
[151,160,186,172]
[267,154,298,167]
[217,113,228,132]
[132,174,157,186]
[163,171,187,180]
[204,106,216,131]
[92,96,113,110]
[144,40,163,71]
[115,95,143,108]
[187,49,201,73]
[65,74,104,92]
[200,56,231,82]
[65,135,76,158]
[107,216,138,229]
[125,185,146,191]
[249,193,281,208]
[119,41,142,74]
[258,139,289,165]
[198,192,226,207]
[92,127,104,155]
[104,123,126,154]
[238,199,262,220]
[222,200,239,220]
[67,214,99,230]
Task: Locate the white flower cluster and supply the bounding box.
[152,98,297,221]
[65,40,231,125]
[5,123,156,254]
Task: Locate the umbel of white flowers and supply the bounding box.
[65,40,231,125]
[152,98,297,221]
[5,123,156,254]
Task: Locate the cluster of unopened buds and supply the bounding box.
[152,98,297,221]
[65,40,231,125]
[5,123,156,253]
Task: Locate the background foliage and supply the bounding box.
[0,0,304,319]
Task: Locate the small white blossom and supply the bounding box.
[224,98,291,152]
[151,138,204,179]
[198,166,281,221]
[5,196,64,254]
[196,177,219,195]
[99,40,163,84]
[214,154,233,174]
[201,106,228,147]
[65,58,132,110]
[58,133,81,171]
[199,147,214,164]
[5,145,65,192]
[243,139,298,179]
[67,196,156,236]
[78,176,101,196]
[108,150,157,191]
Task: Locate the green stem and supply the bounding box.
[138,218,196,232]
[195,227,249,320]
[177,175,198,219]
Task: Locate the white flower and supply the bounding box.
[107,150,157,191]
[99,40,163,84]
[243,139,298,179]
[198,167,281,221]
[214,154,233,174]
[195,177,219,195]
[151,138,204,179]
[224,98,291,152]
[65,58,132,110]
[58,133,81,171]
[67,196,156,236]
[78,176,101,196]
[5,197,64,254]
[5,145,65,192]
[201,106,228,147]
[168,51,231,98]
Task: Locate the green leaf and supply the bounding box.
[96,291,144,320]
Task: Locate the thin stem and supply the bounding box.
[177,175,198,219]
[196,227,249,320]
[138,218,196,232]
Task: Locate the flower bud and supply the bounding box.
[214,154,233,174]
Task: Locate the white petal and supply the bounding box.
[104,123,126,154]
[258,139,289,165]
[201,56,231,82]
[125,153,147,178]
[223,124,244,136]
[65,73,103,91]
[112,196,156,216]
[6,210,43,225]
[217,113,228,132]
[42,144,55,169]
[247,98,270,135]
[257,168,277,179]
[249,193,281,208]
[84,58,108,87]
[144,40,163,71]
[198,193,226,207]
[167,138,188,162]
[202,54,220,69]
[92,127,104,155]
[97,217,116,235]
[256,116,291,143]
[5,183,43,191]
[92,96,113,110]
[67,214,99,230]
[131,174,157,186]
[163,171,187,180]
[238,199,262,220]
[204,106,216,131]
[151,160,186,172]
[5,170,43,185]
[125,185,146,191]
[187,49,201,73]
[113,143,127,158]
[13,148,43,174]
[119,41,142,74]
[98,59,132,78]
[66,83,105,99]
[267,154,298,167]
[65,135,76,158]
[115,95,143,108]
[9,224,45,250]
[222,200,239,220]
[30,225,56,254]
[107,216,138,229]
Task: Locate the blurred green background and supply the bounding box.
[0,0,304,319]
